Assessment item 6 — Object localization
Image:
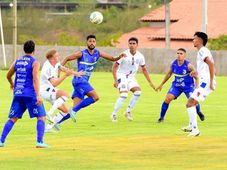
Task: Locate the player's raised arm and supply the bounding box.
[141,65,156,91]
[61,51,82,66]
[32,60,42,105]
[6,61,16,90]
[48,72,71,87]
[100,51,126,61]
[60,65,85,77]
[156,65,172,91]
[188,63,199,88]
[112,62,119,88]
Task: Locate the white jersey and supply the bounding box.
[116,49,145,79]
[40,60,61,91]
[197,46,215,84]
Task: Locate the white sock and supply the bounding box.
[45,123,54,130]
[47,96,68,116]
[126,91,141,113]
[112,96,127,115]
[187,106,198,131]
[53,111,68,124]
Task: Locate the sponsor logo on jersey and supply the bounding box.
[16,61,28,66]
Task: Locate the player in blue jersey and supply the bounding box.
[0,40,48,148]
[156,48,204,123]
[54,34,125,124]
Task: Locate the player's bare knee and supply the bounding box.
[186,101,193,108]
[10,118,18,123]
[186,98,197,108]
[93,96,99,102]
[38,116,45,121]
[165,97,173,103]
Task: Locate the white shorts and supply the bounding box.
[190,81,215,102]
[40,86,59,104]
[117,77,139,92]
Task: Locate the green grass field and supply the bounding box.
[0,71,227,170]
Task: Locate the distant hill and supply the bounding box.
[1,0,163,46]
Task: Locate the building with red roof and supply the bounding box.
[116,0,227,49]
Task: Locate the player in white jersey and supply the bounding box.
[182,32,216,137]
[111,37,156,122]
[40,49,84,132]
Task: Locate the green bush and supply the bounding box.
[209,35,227,50]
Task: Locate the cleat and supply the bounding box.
[44,128,57,133]
[36,142,49,148]
[0,140,4,147]
[46,113,54,123]
[111,114,117,122]
[157,118,164,123]
[187,130,200,137]
[53,123,60,131]
[124,112,133,121]
[181,126,192,132]
[197,111,205,121]
[69,109,77,123]
[45,123,59,133]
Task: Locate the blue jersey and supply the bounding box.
[14,55,36,97]
[72,49,100,84]
[171,59,194,90]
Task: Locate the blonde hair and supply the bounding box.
[46,49,57,59]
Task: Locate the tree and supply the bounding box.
[209,35,227,50]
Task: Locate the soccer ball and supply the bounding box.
[90,11,103,24]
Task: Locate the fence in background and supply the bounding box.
[0,45,227,75]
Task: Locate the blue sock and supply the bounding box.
[160,102,169,119]
[37,120,45,143]
[196,104,201,113]
[58,114,70,124]
[1,120,15,143]
[72,97,95,113]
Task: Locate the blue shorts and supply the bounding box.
[168,86,194,99]
[72,82,94,100]
[8,96,46,119]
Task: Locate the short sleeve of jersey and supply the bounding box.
[200,47,212,61]
[42,67,51,81]
[116,57,123,65]
[42,61,55,81]
[139,53,146,66]
[117,50,127,65]
[55,62,61,70]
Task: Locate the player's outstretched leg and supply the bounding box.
[70,97,96,122]
[45,111,68,132]
[58,114,70,124]
[46,96,68,122]
[0,119,16,147]
[111,92,128,122]
[36,118,49,148]
[158,102,169,123]
[157,93,175,123]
